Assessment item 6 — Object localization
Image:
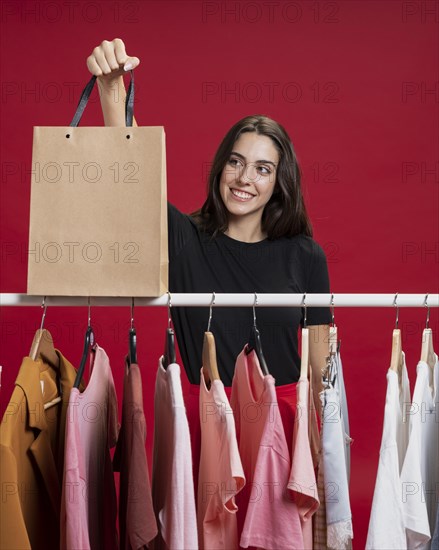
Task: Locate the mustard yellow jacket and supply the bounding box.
[0,351,79,549]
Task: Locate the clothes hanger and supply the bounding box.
[202,292,221,386]
[163,292,176,369]
[246,292,270,376]
[420,294,436,369]
[300,293,310,380]
[390,294,403,388]
[329,293,338,356]
[30,297,62,410]
[128,297,137,367]
[73,298,94,389]
[30,297,60,369]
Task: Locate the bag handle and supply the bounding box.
[70,70,134,127]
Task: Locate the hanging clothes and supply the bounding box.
[0,352,78,550]
[432,509,439,550]
[313,449,328,549]
[197,370,245,549]
[366,352,411,549]
[311,355,330,550]
[334,351,352,476]
[230,347,304,550]
[113,360,158,549]
[288,374,320,549]
[400,354,439,550]
[151,358,198,550]
[319,350,353,550]
[60,344,119,550]
[184,382,210,500]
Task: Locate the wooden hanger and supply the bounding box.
[202,293,221,386]
[390,329,403,373]
[30,298,61,410]
[300,293,309,379]
[421,295,436,369]
[389,295,403,387]
[300,327,309,379]
[202,331,220,386]
[30,329,59,368]
[421,328,436,369]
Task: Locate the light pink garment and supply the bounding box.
[288,377,320,550]
[198,370,245,549]
[231,348,304,550]
[151,359,198,550]
[61,344,119,550]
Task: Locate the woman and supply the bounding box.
[87,38,331,407]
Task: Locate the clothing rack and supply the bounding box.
[1,293,438,308]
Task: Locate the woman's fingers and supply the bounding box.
[91,45,113,75]
[86,38,140,78]
[101,39,121,72]
[86,54,103,76]
[123,56,140,71]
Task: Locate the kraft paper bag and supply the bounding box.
[27,72,168,297]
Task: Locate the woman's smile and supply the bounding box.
[229,188,256,201]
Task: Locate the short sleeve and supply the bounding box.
[304,240,332,326]
[167,202,197,260]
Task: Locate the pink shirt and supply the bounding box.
[61,344,119,550]
[151,359,198,550]
[231,348,304,550]
[198,370,245,549]
[288,377,320,549]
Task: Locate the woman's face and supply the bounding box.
[219,132,279,227]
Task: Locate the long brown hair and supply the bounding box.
[192,115,313,239]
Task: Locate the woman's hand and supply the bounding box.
[86,38,140,85]
[86,38,140,126]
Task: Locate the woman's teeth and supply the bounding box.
[231,189,253,200]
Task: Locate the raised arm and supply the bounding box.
[86,38,140,127]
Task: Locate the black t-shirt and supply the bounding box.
[168,203,332,386]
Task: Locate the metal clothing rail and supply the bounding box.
[0,293,438,308]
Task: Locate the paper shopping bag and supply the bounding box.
[27,71,168,297]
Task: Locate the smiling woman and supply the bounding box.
[87,38,331,401]
[193,115,313,243]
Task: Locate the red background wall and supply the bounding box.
[1,1,438,547]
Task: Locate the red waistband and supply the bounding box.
[188,380,298,398]
[274,380,299,397]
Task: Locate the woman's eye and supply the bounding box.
[228,158,242,168]
[257,165,271,175]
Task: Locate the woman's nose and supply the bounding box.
[238,163,258,185]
